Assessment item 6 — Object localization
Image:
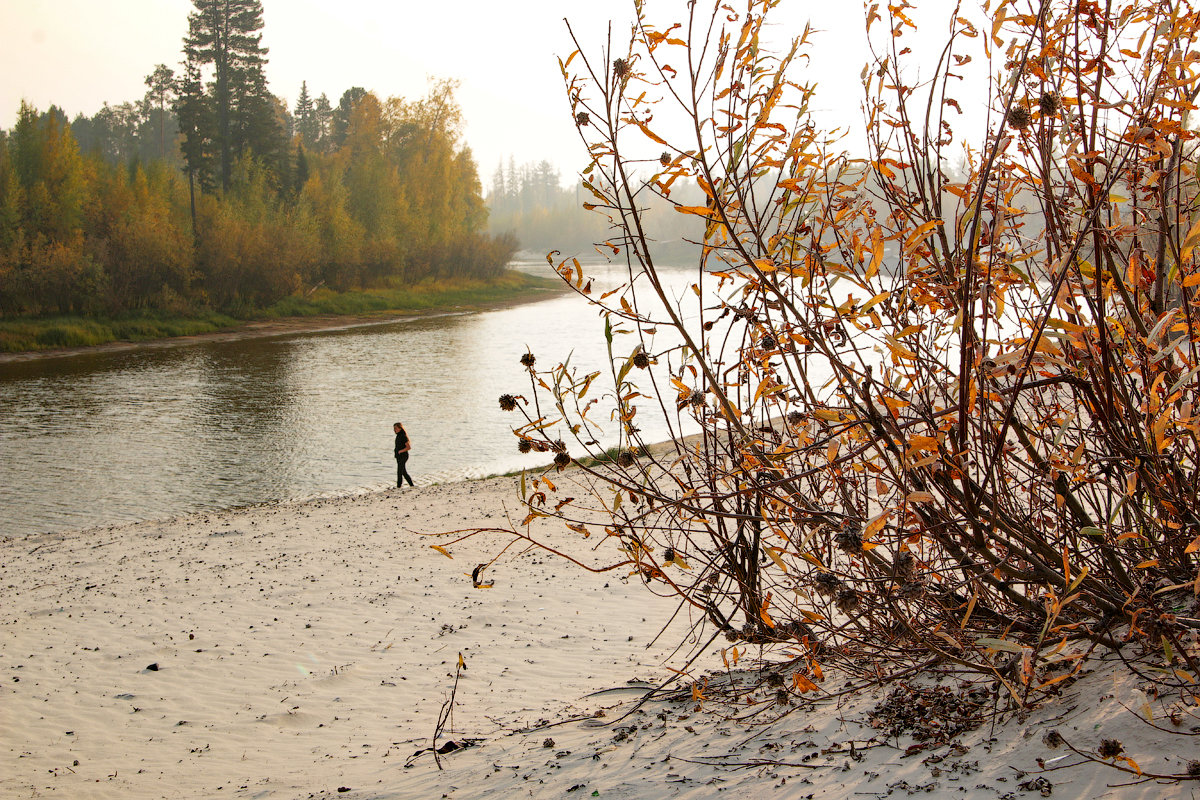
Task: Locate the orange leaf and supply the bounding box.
[792,673,818,692]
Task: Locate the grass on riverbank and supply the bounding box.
[0,271,561,353]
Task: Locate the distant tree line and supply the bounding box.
[0,0,514,319]
[487,158,707,263]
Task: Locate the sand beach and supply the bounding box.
[2,474,1197,799]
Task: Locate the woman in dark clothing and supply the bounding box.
[393,422,414,487]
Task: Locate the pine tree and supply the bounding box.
[294,81,320,148]
[331,87,367,150]
[144,64,175,160]
[181,0,281,191]
[313,93,333,153]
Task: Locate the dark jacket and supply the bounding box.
[394,430,409,459]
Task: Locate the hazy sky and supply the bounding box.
[0,1,959,181]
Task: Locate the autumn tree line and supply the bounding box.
[0,0,516,320]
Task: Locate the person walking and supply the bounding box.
[393,422,414,487]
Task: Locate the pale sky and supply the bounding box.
[0,1,975,182]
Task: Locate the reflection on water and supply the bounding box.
[0,263,699,538]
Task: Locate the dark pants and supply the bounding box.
[396,454,414,487]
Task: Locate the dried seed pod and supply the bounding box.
[1038,91,1060,116]
[1097,738,1124,758]
[894,551,916,581]
[786,411,804,426]
[759,334,777,351]
[836,587,861,613]
[775,689,790,705]
[550,439,567,453]
[663,547,676,563]
[575,112,590,127]
[616,449,636,468]
[1007,104,1032,130]
[633,351,651,369]
[1043,730,1063,749]
[813,572,843,595]
[689,389,706,408]
[553,451,571,468]
[498,393,517,411]
[835,529,863,553]
[520,352,536,368]
[517,439,533,454]
[613,58,630,79]
[1188,760,1200,778]
[659,151,671,167]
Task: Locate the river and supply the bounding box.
[0,261,705,538]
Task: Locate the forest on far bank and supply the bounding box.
[0,0,518,322]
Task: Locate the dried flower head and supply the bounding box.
[616,450,636,468]
[553,451,571,468]
[633,351,651,369]
[518,439,533,454]
[575,112,590,127]
[786,410,804,426]
[759,334,777,351]
[835,528,863,553]
[550,439,567,453]
[836,587,861,613]
[662,547,676,563]
[1042,730,1063,749]
[813,572,842,595]
[1188,760,1200,778]
[1097,738,1124,759]
[894,551,916,581]
[689,389,706,408]
[775,689,790,706]
[1007,104,1032,130]
[613,58,630,79]
[520,352,536,368]
[498,393,518,411]
[765,672,785,688]
[1038,91,1060,116]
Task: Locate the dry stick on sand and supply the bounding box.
[407,651,470,770]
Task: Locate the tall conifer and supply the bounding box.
[180,0,281,191]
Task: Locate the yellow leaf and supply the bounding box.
[630,115,669,146]
[903,219,942,253]
[675,205,717,217]
[457,652,466,670]
[430,545,453,559]
[906,491,935,503]
[866,228,885,280]
[1136,560,1159,569]
[862,291,891,312]
[864,511,890,537]
[1181,217,1200,260]
[813,408,842,422]
[765,546,789,573]
[1184,534,1200,554]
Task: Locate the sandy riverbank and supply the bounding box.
[2,474,1195,799]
